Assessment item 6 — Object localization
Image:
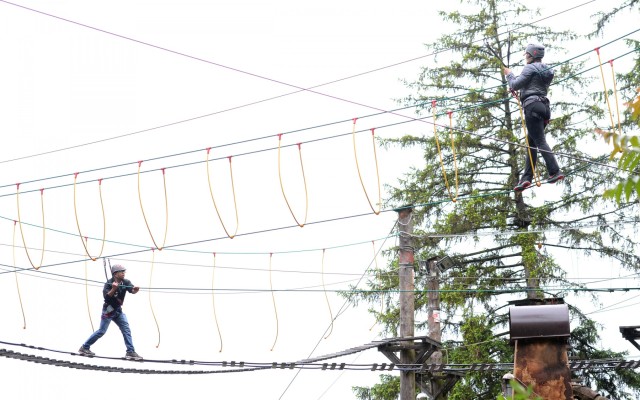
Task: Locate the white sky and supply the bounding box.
[0,1,638,399]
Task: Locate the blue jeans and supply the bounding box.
[520,100,560,182]
[82,310,135,353]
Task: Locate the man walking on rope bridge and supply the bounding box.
[504,43,564,192]
[78,264,143,360]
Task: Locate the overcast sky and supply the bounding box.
[0,1,638,399]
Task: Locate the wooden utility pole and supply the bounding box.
[397,206,415,400]
[427,258,443,398]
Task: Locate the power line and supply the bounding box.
[0,0,598,164]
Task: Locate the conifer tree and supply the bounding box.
[350,0,640,398]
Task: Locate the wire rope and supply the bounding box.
[11,221,26,329]
[137,162,169,250]
[148,249,161,348]
[321,249,334,339]
[15,184,46,270]
[277,134,309,227]
[269,253,279,351]
[73,173,106,261]
[83,237,95,332]
[369,240,382,331]
[212,252,223,352]
[205,148,239,239]
[0,1,600,166]
[595,47,617,133]
[351,119,381,215]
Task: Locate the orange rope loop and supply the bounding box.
[73,173,106,261]
[16,184,46,269]
[595,48,616,132]
[352,119,382,215]
[83,236,95,332]
[277,134,309,227]
[205,149,239,239]
[511,92,541,187]
[137,162,169,250]
[369,240,381,331]
[211,252,223,352]
[432,101,460,202]
[148,248,161,348]
[12,221,27,329]
[608,59,622,136]
[321,249,334,339]
[269,253,279,351]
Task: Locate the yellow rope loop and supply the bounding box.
[269,253,279,351]
[447,111,460,201]
[73,173,106,261]
[211,252,223,352]
[432,100,460,201]
[16,184,46,270]
[595,48,616,132]
[277,134,309,227]
[137,162,169,250]
[608,59,623,136]
[351,119,382,215]
[321,249,334,339]
[83,237,95,332]
[369,240,380,331]
[12,221,27,329]
[512,93,541,187]
[205,149,240,239]
[148,248,161,348]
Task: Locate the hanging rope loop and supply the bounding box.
[73,172,107,261]
[16,183,46,270]
[277,134,309,227]
[352,119,382,215]
[205,149,240,239]
[137,161,169,250]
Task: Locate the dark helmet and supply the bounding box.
[525,43,545,59]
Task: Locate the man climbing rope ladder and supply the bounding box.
[504,43,565,192]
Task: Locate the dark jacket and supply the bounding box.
[102,277,134,313]
[506,62,554,108]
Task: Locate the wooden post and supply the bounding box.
[427,258,443,398]
[397,207,415,400]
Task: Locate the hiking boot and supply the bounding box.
[547,171,565,184]
[514,180,531,192]
[125,351,143,361]
[78,346,95,356]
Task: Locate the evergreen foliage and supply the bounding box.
[348,0,640,398]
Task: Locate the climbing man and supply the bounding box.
[78,263,143,361]
[504,43,564,192]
